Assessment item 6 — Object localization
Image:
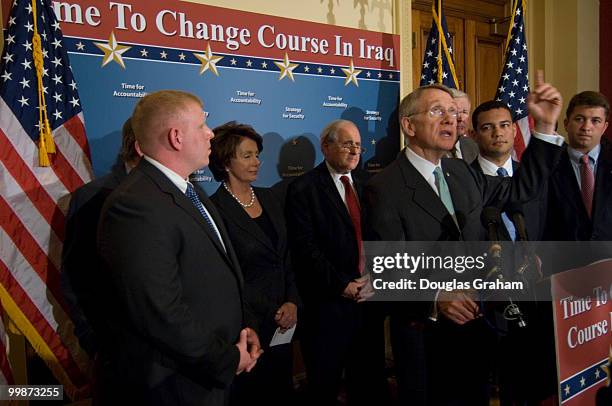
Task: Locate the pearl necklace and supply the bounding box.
[223,182,256,208]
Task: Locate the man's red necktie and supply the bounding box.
[580,154,595,218]
[340,175,364,274]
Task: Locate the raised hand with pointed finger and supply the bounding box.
[528,69,563,134]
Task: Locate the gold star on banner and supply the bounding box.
[274,53,298,81]
[94,32,131,69]
[602,346,612,385]
[342,59,361,87]
[193,44,223,76]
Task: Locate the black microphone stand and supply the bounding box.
[481,207,527,330]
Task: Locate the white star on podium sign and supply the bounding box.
[94,32,131,69]
[342,59,361,87]
[193,44,223,76]
[274,53,298,81]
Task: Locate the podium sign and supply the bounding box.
[551,259,612,405]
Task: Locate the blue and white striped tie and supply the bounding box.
[496,167,517,241]
[185,183,225,250]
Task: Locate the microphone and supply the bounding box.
[481,206,502,243]
[481,207,503,277]
[481,207,502,259]
[480,207,527,329]
[505,203,528,242]
[505,203,541,280]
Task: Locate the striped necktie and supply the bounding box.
[496,167,517,241]
[185,183,225,251]
[580,154,595,218]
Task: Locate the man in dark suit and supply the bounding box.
[97,90,262,406]
[61,118,141,402]
[471,100,554,405]
[364,77,564,405]
[448,88,479,164]
[285,119,387,406]
[530,91,612,405]
[470,100,547,241]
[62,118,141,358]
[543,90,612,241]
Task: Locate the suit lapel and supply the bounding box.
[215,187,277,254]
[138,161,241,277]
[593,154,612,222]
[554,151,588,218]
[315,163,354,229]
[398,154,456,232]
[199,192,244,286]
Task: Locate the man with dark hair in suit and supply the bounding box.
[98,90,262,406]
[364,75,564,405]
[62,117,141,358]
[544,90,612,241]
[61,118,141,402]
[471,100,516,177]
[471,100,548,241]
[285,119,387,406]
[524,90,612,405]
[471,100,553,404]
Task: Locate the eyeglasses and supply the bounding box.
[332,141,366,154]
[410,106,458,119]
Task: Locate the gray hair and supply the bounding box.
[399,84,453,120]
[320,119,355,144]
[449,88,468,99]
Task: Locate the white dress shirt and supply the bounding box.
[325,161,358,208]
[405,146,443,196]
[477,155,514,177]
[567,144,600,190]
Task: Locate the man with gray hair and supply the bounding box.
[286,119,387,405]
[448,88,479,163]
[364,77,564,405]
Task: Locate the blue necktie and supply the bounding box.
[185,183,225,250]
[433,167,456,220]
[496,167,517,241]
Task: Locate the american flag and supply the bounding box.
[494,0,531,160]
[419,0,459,89]
[0,0,92,398]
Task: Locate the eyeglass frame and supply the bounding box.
[407,105,459,119]
[327,140,367,154]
